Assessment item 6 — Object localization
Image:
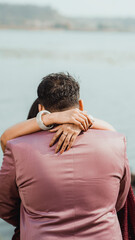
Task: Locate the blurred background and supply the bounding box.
[0,0,135,239]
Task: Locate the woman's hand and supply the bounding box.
[43,109,92,131]
[49,124,82,154]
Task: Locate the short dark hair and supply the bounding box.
[37,72,80,112]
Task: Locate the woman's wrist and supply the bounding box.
[42,112,58,126]
[41,109,93,130]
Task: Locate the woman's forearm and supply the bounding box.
[0,118,40,152]
[0,113,58,152]
[0,112,115,153]
[92,118,116,131]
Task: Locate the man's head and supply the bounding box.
[37,72,83,112]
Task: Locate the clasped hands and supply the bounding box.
[42,109,93,154]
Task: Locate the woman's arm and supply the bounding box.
[1,118,40,152]
[49,118,115,154]
[0,109,90,152]
[92,118,116,131]
[0,114,115,153]
[1,109,115,152]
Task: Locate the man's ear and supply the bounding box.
[38,104,45,112]
[79,99,84,111]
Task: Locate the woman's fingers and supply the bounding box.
[78,112,89,129]
[51,109,92,130]
[67,133,78,151]
[49,125,61,132]
[55,133,67,153]
[49,128,63,147]
[77,110,92,126]
[69,109,90,130]
[72,119,85,130]
[86,114,93,126]
[49,123,81,153]
[78,110,93,127]
[60,133,73,154]
[82,111,93,126]
[73,116,87,130]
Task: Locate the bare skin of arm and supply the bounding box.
[92,118,115,131]
[0,109,115,153]
[0,109,90,152]
[49,118,115,154]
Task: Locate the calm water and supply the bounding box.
[0,29,135,239]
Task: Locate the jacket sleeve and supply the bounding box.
[116,137,131,212]
[0,141,20,227]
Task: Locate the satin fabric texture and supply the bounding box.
[0,130,131,240]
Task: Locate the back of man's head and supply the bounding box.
[37,72,80,112]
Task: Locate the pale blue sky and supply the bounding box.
[0,0,135,18]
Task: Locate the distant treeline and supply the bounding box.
[0,4,67,29]
[0,3,135,31]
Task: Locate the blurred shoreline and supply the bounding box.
[0,3,135,32]
[1,27,135,33]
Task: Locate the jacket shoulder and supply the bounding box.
[6,131,50,148]
[86,129,125,139]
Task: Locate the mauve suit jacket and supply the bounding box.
[0,130,131,240]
